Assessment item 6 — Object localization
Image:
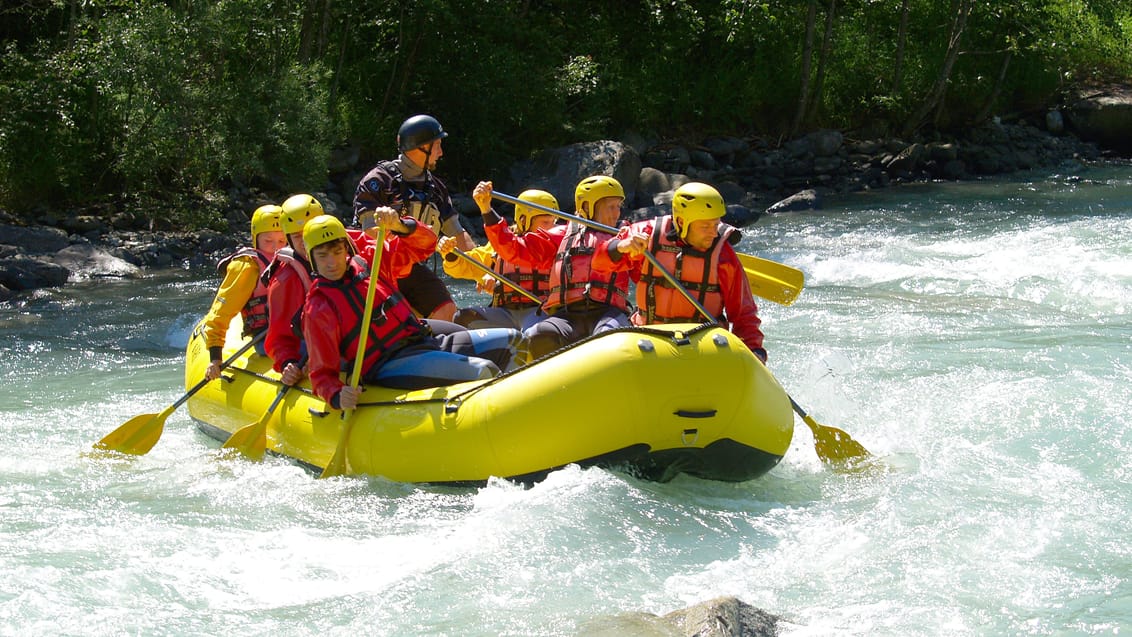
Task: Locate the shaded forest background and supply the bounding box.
[2,0,1130,226]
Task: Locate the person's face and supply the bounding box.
[409,139,443,170]
[288,231,306,260]
[683,218,721,251]
[591,197,623,228]
[311,240,349,280]
[255,230,287,257]
[527,214,556,233]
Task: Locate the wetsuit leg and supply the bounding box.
[435,327,521,371]
[454,306,520,330]
[592,307,631,335]
[453,307,486,328]
[372,349,498,390]
[423,319,467,336]
[520,312,578,362]
[518,307,547,332]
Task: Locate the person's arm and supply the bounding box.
[303,294,347,407]
[438,240,497,281]
[592,223,649,274]
[484,219,559,269]
[265,270,304,373]
[718,245,767,362]
[381,216,437,281]
[201,258,259,379]
[438,215,477,252]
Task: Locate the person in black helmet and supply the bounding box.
[352,114,475,322]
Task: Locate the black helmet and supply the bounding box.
[397,114,448,152]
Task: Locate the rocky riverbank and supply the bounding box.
[0,110,1122,303]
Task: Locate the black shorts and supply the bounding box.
[398,261,454,317]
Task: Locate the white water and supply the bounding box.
[2,166,1130,636]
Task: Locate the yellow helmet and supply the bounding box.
[280,194,324,235]
[249,204,282,244]
[302,214,350,261]
[672,182,725,239]
[574,175,624,219]
[514,189,559,233]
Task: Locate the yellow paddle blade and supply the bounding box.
[93,405,174,455]
[736,252,804,306]
[220,415,268,461]
[220,384,291,461]
[319,410,352,479]
[319,449,346,479]
[802,414,871,464]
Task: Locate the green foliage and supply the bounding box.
[0,42,93,208]
[2,0,1131,219]
[0,0,331,216]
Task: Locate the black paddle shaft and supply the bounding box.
[177,332,265,409]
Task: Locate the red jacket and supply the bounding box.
[303,221,436,405]
[263,250,312,372]
[592,216,766,359]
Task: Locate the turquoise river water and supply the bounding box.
[2,165,1130,636]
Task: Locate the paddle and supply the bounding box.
[94,332,265,455]
[491,190,870,465]
[736,252,804,306]
[443,248,542,304]
[789,396,871,463]
[220,355,307,460]
[319,226,385,479]
[488,191,803,306]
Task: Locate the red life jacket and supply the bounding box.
[307,262,428,374]
[638,216,737,323]
[217,247,271,336]
[264,246,315,339]
[263,246,314,292]
[491,254,549,309]
[545,223,630,312]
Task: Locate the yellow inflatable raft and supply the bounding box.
[186,320,794,484]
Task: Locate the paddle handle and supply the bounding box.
[490,191,716,322]
[492,191,618,234]
[349,226,385,388]
[446,248,542,305]
[788,396,809,419]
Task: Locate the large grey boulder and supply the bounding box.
[0,255,70,291]
[1065,85,1132,154]
[49,244,142,279]
[507,140,642,214]
[0,224,70,254]
[765,189,821,214]
[580,596,780,637]
[637,167,675,207]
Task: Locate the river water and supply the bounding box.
[2,165,1130,636]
